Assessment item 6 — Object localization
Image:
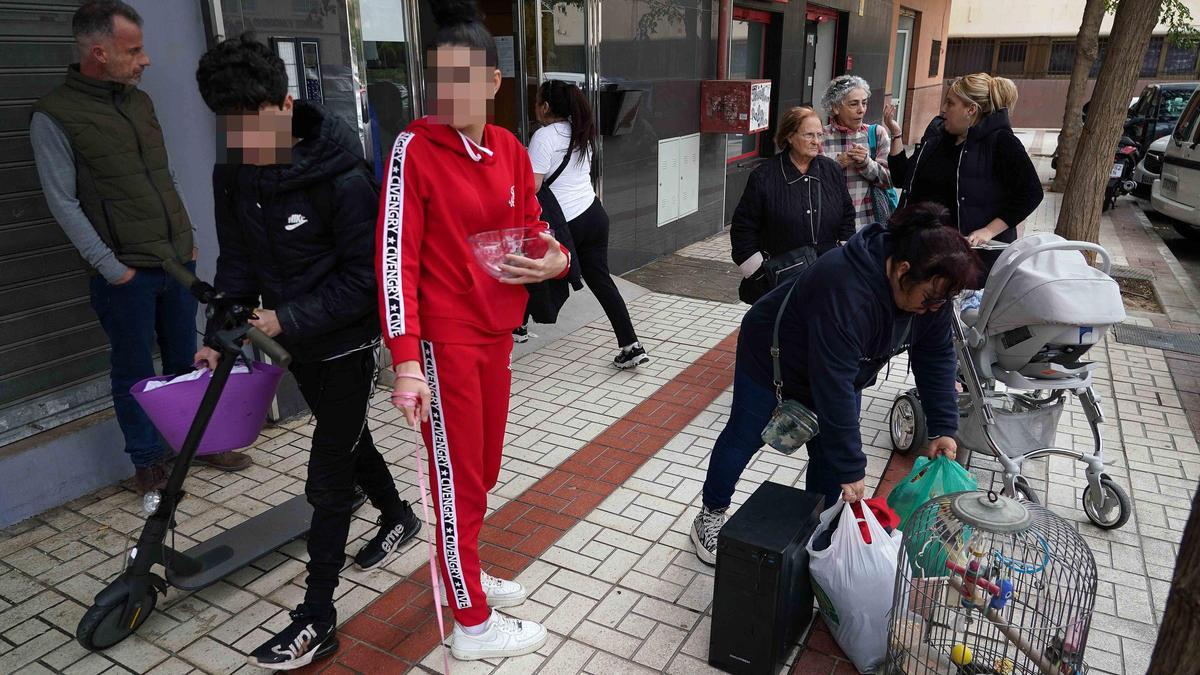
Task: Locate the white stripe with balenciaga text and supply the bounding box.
[422,341,471,610]
[381,132,415,338]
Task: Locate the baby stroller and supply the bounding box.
[888,234,1133,529]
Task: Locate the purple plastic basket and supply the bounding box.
[131,363,285,456]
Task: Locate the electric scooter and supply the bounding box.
[75,260,363,650]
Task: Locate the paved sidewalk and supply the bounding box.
[0,195,1194,674]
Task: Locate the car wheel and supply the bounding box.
[1171,220,1200,241]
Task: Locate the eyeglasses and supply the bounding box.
[796,132,826,142]
[921,292,954,310]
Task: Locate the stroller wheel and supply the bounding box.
[1082,476,1131,530]
[1011,476,1040,505]
[889,390,926,455]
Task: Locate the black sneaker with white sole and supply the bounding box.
[354,502,421,570]
[614,342,650,370]
[247,608,338,670]
[512,324,536,343]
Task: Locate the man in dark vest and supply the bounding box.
[30,1,252,495]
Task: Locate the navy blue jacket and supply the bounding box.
[211,102,380,363]
[738,223,959,483]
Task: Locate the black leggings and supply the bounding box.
[568,198,638,348]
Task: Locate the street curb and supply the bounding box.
[1132,204,1200,322]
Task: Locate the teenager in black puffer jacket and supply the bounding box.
[195,35,419,669]
[209,100,379,362]
[731,106,855,304]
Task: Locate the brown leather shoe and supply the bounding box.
[134,462,169,495]
[192,451,253,472]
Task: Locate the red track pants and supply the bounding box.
[420,338,511,627]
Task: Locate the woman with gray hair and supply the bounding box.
[821,75,894,231]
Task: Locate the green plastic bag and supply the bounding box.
[886,455,978,531]
[888,456,978,577]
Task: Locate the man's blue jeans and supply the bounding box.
[701,355,853,510]
[89,263,198,468]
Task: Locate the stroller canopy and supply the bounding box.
[980,234,1126,335]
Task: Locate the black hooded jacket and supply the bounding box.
[737,223,959,483]
[211,102,380,363]
[890,111,1043,275]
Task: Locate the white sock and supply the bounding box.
[460,619,489,635]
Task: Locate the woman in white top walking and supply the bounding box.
[527,80,648,369]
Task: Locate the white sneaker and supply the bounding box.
[450,610,548,661]
[439,571,527,608]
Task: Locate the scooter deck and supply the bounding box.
[166,493,312,591]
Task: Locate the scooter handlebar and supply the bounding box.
[162,259,292,367]
[247,327,292,367]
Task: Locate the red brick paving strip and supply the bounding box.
[301,332,739,673]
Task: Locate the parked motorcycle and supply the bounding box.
[1103,135,1141,211]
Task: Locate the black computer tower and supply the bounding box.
[709,482,825,675]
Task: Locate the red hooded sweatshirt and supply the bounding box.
[375,118,566,366]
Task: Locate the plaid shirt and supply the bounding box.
[821,122,893,231]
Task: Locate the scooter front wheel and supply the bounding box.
[76,587,157,650]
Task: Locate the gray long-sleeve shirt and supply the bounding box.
[30,111,191,283]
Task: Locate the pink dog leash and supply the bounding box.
[415,439,452,673]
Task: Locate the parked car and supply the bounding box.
[1132,134,1171,197]
[1151,89,1200,239]
[1124,82,1199,154]
[1053,82,1198,169]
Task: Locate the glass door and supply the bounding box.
[353,0,421,179]
[892,13,915,127]
[521,1,601,167]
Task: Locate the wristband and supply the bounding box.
[394,372,427,383]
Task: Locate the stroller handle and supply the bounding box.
[967,240,1114,347]
[163,259,293,367]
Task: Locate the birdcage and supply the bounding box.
[884,491,1097,675]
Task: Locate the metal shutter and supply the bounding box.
[0,1,112,443]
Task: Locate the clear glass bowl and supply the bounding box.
[467,227,547,280]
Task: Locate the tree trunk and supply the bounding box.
[1147,488,1200,673]
[1050,0,1106,193]
[1055,0,1159,243]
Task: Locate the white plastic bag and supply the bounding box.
[807,499,903,673]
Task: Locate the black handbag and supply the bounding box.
[526,148,583,324]
[762,245,818,288]
[536,150,572,233]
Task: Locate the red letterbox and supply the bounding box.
[700,79,772,135]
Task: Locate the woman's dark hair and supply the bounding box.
[538,80,597,165]
[195,33,288,114]
[887,202,981,295]
[430,0,498,68]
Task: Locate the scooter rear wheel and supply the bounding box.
[76,588,157,651]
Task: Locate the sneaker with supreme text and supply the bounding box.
[246,607,338,670]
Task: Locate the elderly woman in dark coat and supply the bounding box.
[731,106,855,304]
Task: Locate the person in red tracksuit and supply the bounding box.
[374,0,569,662]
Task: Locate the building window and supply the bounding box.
[726,8,771,164]
[1164,39,1200,76]
[1142,37,1165,77]
[929,39,941,77]
[996,41,1027,76]
[1088,38,1107,78]
[945,39,994,78]
[271,37,324,102]
[1048,41,1075,75]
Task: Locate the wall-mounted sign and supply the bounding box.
[699,79,772,135]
